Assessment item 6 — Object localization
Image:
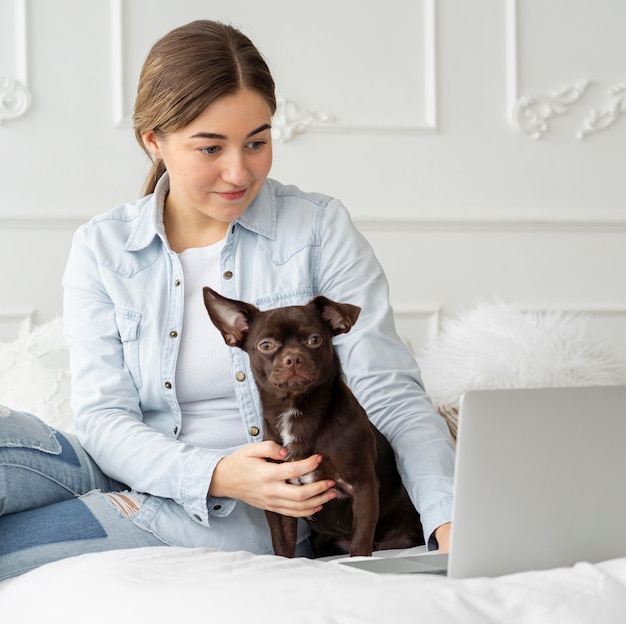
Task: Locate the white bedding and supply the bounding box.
[2,546,626,623]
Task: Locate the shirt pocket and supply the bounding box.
[115,307,143,389]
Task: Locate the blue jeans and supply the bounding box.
[0,407,315,582]
[0,407,165,581]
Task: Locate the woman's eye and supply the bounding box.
[201,146,220,155]
[247,140,267,150]
[307,335,322,347]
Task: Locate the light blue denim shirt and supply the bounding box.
[62,173,454,553]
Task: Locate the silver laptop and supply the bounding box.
[340,385,626,578]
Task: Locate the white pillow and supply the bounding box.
[0,318,74,432]
[419,299,625,410]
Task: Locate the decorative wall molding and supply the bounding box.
[110,0,437,137]
[505,0,587,140]
[505,0,624,140]
[271,96,333,142]
[0,217,84,230]
[392,304,441,355]
[512,81,589,140]
[0,77,31,123]
[578,83,626,139]
[110,0,127,127]
[355,217,626,234]
[2,217,624,234]
[308,0,437,136]
[0,308,33,342]
[526,303,626,317]
[0,216,624,235]
[0,0,31,124]
[511,78,626,140]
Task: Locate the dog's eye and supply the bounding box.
[258,340,275,352]
[307,334,323,347]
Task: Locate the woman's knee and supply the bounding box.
[0,407,111,515]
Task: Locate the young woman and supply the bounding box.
[0,20,454,581]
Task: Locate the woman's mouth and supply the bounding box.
[216,189,247,201]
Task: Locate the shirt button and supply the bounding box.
[169,330,178,338]
[249,426,260,437]
[173,426,179,435]
[193,514,201,521]
[223,270,233,280]
[174,279,181,287]
[213,505,222,511]
[164,381,172,389]
[235,371,246,382]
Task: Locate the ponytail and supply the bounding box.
[141,158,167,197]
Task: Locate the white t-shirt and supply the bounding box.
[175,240,247,450]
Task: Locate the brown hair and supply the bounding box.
[133,20,276,196]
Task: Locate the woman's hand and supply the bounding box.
[209,441,337,517]
[434,522,452,553]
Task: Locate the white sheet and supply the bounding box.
[2,547,626,623]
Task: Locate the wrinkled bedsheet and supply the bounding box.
[2,547,626,623]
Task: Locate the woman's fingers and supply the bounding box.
[209,441,337,516]
[265,480,337,516]
[275,453,323,481]
[247,440,288,461]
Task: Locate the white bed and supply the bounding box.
[2,304,625,622]
[2,545,626,623]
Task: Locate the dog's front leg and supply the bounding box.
[348,481,379,557]
[265,510,298,558]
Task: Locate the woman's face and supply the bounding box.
[142,88,273,234]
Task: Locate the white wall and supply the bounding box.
[1,0,625,375]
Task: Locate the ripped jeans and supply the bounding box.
[0,407,165,582]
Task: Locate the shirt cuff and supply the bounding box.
[422,495,454,551]
[182,449,235,525]
[206,495,236,518]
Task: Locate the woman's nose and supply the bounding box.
[221,151,250,186]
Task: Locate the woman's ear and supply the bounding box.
[142,130,162,159]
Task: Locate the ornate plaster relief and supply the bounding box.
[506,0,623,140]
[512,81,589,139]
[578,83,626,139]
[0,0,31,124]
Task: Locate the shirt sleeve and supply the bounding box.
[315,199,455,547]
[62,222,235,526]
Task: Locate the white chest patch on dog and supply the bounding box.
[278,408,302,449]
[278,408,318,485]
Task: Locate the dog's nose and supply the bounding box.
[282,353,302,369]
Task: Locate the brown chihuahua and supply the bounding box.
[203,287,424,557]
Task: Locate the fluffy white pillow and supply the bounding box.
[419,300,624,411]
[0,318,74,432]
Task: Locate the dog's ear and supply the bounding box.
[202,287,258,348]
[312,297,361,336]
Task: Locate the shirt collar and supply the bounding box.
[123,172,169,252]
[235,180,277,241]
[123,173,277,252]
